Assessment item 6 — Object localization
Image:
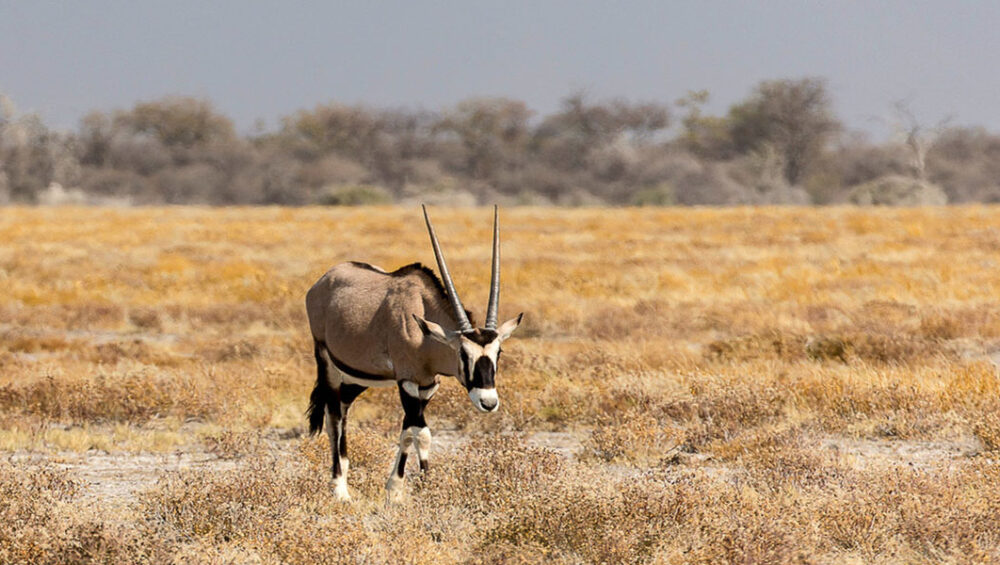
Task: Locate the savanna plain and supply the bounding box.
[3,206,1000,564]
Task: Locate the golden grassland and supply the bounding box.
[2,205,1000,563]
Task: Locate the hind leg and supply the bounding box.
[337,384,366,483]
[324,395,348,499]
[314,345,352,500]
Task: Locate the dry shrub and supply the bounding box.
[187,303,273,328]
[585,410,683,465]
[591,378,790,454]
[141,445,441,564]
[814,463,1000,560]
[128,307,162,331]
[2,333,74,354]
[918,311,963,341]
[39,522,174,565]
[973,409,1000,452]
[710,426,847,489]
[585,300,675,340]
[260,514,415,565]
[684,381,789,447]
[197,339,261,363]
[92,340,183,367]
[414,435,565,515]
[532,382,603,426]
[706,330,806,362]
[202,429,268,459]
[479,476,682,565]
[0,461,172,564]
[853,300,919,334]
[796,376,946,437]
[0,370,223,423]
[417,436,679,564]
[140,456,320,542]
[0,462,77,538]
[709,330,945,366]
[65,303,126,329]
[805,335,849,363]
[847,333,941,365]
[664,486,810,564]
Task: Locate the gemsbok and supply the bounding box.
[306,205,523,501]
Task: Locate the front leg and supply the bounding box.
[385,380,436,501]
[413,382,438,471]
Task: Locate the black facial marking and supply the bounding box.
[465,329,499,346]
[472,356,495,389]
[459,348,472,389]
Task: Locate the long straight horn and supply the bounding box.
[485,205,500,330]
[422,204,473,333]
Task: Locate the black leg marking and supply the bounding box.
[328,385,343,480]
[397,382,432,477]
[396,452,408,478]
[399,382,427,429]
[338,384,366,460]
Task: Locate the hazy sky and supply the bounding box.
[2,1,998,137]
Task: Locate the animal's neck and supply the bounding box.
[424,294,465,334]
[420,298,462,378]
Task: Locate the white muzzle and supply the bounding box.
[469,387,499,413]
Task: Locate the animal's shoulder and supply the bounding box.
[388,263,445,289]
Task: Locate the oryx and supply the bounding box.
[305,205,523,501]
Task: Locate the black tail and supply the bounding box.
[307,341,332,435]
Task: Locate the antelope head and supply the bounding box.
[413,205,523,413]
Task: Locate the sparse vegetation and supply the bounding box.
[2,206,1000,563]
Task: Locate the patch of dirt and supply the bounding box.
[433,429,586,458]
[11,450,238,508]
[814,435,981,470]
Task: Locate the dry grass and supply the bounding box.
[2,205,1000,563]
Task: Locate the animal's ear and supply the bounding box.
[413,314,460,347]
[497,313,523,341]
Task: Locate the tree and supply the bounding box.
[117,96,235,148]
[727,78,840,185]
[675,90,735,159]
[926,127,1000,202]
[533,92,669,171]
[0,98,59,202]
[282,103,381,163]
[890,100,950,181]
[438,97,533,180]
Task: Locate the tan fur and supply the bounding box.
[306,263,462,386]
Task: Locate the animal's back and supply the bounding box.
[306,262,396,374]
[306,262,441,376]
